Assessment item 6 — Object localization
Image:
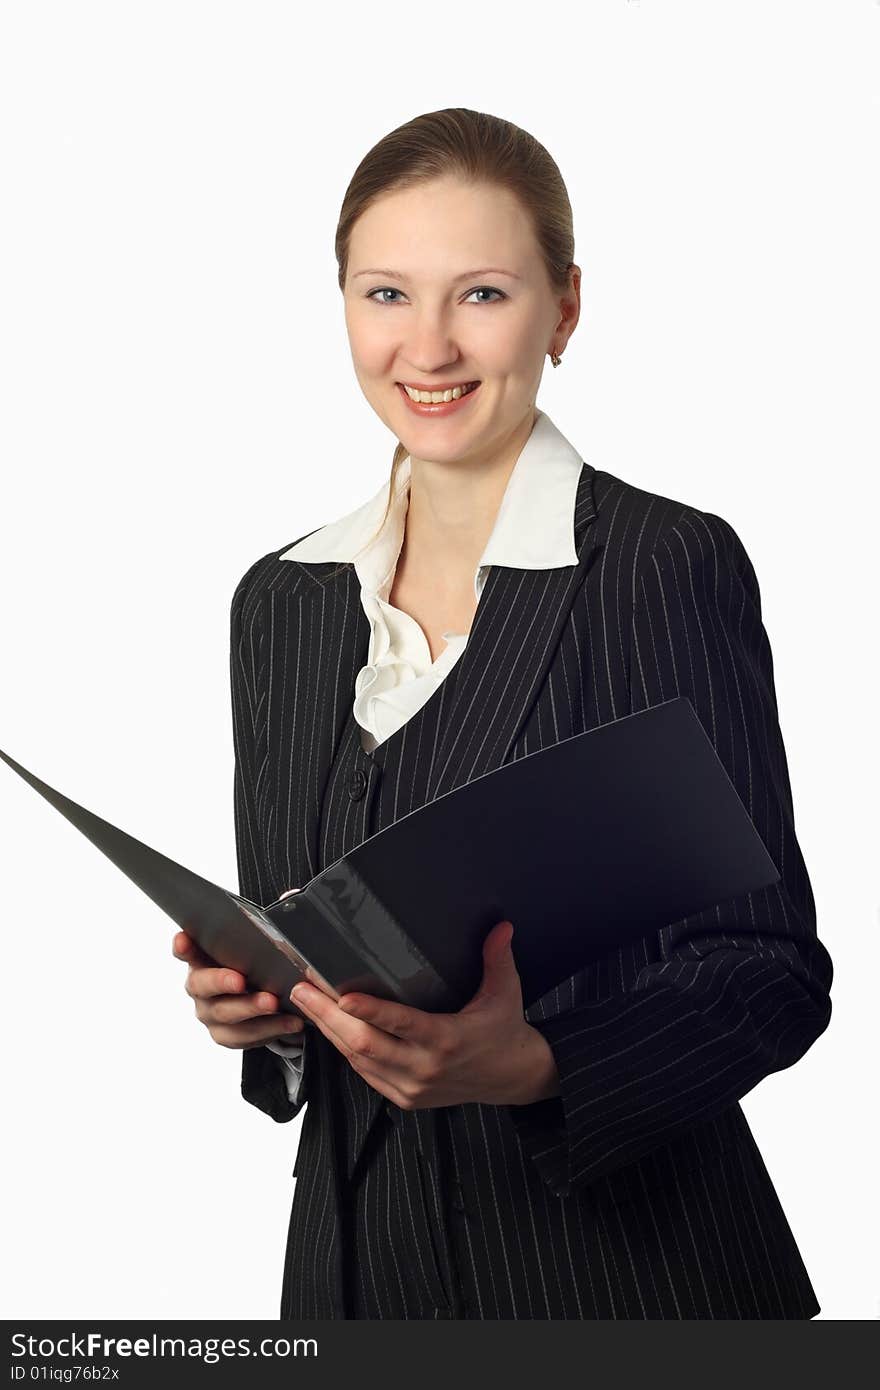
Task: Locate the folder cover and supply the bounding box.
[0,696,780,1015]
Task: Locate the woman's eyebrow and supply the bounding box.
[351,266,522,281]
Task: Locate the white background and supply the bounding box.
[0,0,876,1321]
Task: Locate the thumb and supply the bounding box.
[462,920,520,1013]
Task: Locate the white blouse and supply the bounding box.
[264,409,585,1103]
[352,565,489,754]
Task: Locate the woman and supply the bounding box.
[173,108,833,1320]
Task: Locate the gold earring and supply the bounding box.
[550,351,562,368]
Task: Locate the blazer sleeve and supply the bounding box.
[507,506,833,1199]
[230,553,311,1124]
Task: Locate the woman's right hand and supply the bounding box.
[172,929,306,1049]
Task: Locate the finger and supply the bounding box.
[267,1014,307,1038]
[341,1060,411,1109]
[198,990,293,1026]
[172,931,214,969]
[301,964,341,998]
[186,965,249,1000]
[212,1015,308,1049]
[335,990,440,1044]
[292,986,405,1070]
[460,920,521,1014]
[287,989,353,1055]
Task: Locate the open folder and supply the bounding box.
[0,696,779,1015]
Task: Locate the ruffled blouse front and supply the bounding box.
[353,594,471,753]
[351,465,488,753]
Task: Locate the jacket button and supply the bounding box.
[384,1101,395,1119]
[348,769,368,801]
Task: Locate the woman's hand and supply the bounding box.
[289,920,560,1109]
[172,930,307,1050]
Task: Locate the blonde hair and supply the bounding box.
[326,106,576,577]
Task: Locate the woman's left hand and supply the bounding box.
[289,920,561,1109]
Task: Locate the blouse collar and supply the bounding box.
[278,408,585,598]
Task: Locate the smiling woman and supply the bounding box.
[338,163,580,574]
[396,377,482,416]
[178,106,832,1322]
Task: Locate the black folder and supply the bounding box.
[0,696,779,1015]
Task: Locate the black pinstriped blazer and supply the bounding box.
[230,454,833,1319]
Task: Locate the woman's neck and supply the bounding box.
[402,406,537,582]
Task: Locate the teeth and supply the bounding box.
[402,382,477,403]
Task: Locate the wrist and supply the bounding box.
[507,1025,561,1106]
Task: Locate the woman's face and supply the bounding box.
[343,177,579,468]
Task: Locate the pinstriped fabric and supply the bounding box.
[505,506,831,1201]
[230,463,832,1319]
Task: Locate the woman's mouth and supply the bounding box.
[396,380,482,417]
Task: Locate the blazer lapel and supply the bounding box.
[284,461,601,870]
[283,462,602,1183]
[344,463,602,1182]
[427,461,601,800]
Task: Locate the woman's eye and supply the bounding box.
[366,288,405,305]
[464,287,506,304]
[364,286,506,306]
